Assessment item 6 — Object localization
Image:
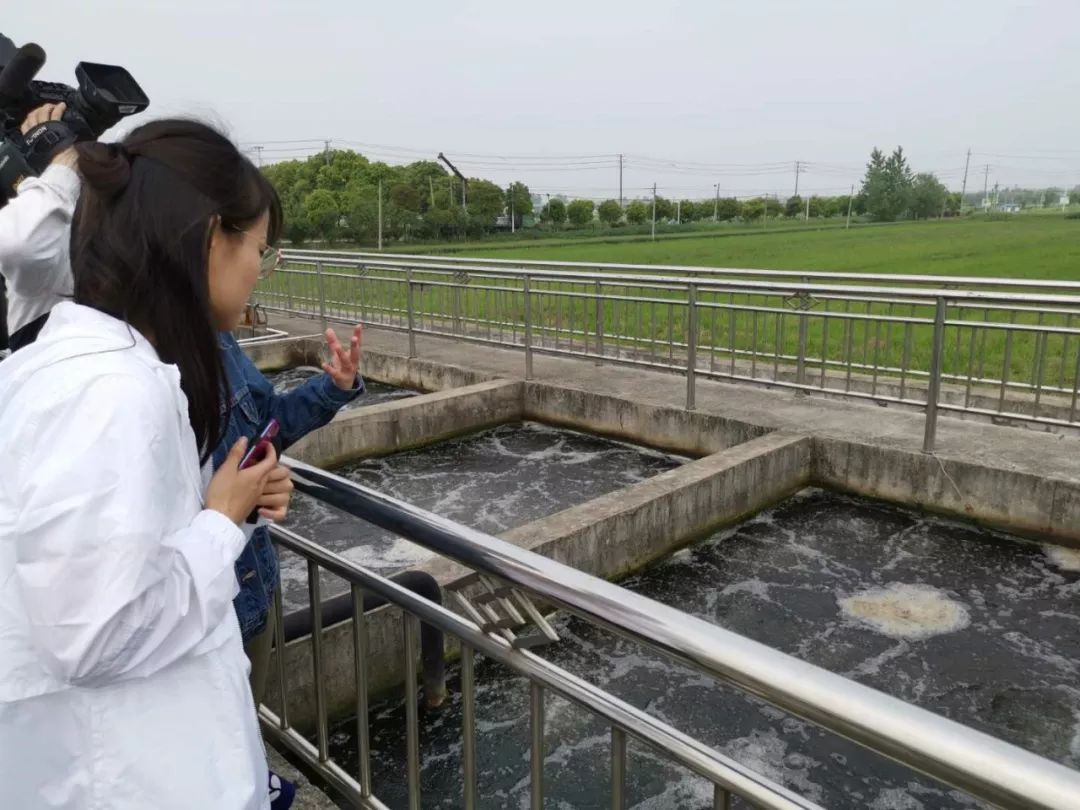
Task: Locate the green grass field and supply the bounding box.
[451,216,1080,282]
[270,216,1080,401]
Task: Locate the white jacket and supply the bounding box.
[0,303,268,809]
[0,163,78,335]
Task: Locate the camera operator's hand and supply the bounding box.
[20,103,77,168]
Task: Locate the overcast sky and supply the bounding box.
[6,1,1080,201]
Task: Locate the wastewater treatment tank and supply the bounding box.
[278,421,685,608]
[325,489,1080,809]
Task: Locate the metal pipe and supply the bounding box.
[462,646,478,810]
[406,267,416,359]
[611,727,627,810]
[351,584,372,795]
[922,297,947,453]
[306,560,329,761]
[315,261,328,334]
[531,683,545,810]
[524,274,534,380]
[276,465,1080,810]
[686,283,698,410]
[404,614,421,810]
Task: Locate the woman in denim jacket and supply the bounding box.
[215,321,362,810]
[215,325,363,684]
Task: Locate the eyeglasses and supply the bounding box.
[227,223,280,279]
[258,246,281,279]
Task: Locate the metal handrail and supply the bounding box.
[264,523,820,810]
[283,248,1080,294]
[280,252,1080,306]
[282,455,1080,810]
[259,253,1080,447]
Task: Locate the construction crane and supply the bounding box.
[437,152,467,212]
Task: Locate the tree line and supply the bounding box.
[261,149,534,244]
[262,146,1077,245]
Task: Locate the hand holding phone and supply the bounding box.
[240,419,281,470]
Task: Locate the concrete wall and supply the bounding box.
[287,380,523,468]
[814,435,1080,543]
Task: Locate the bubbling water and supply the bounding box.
[1044,544,1080,572]
[838,583,971,640]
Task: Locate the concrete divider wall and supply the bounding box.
[286,379,523,468]
[814,435,1080,542]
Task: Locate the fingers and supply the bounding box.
[20,103,66,134]
[325,328,342,357]
[349,325,362,366]
[258,505,289,522]
[244,442,279,479]
[226,437,249,467]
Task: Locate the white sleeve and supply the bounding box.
[14,372,246,687]
[0,164,79,297]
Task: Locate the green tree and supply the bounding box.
[741,198,765,220]
[677,200,698,222]
[464,179,505,229]
[567,199,595,227]
[715,197,741,221]
[1070,190,1080,205]
[808,196,828,218]
[909,173,948,219]
[625,200,649,224]
[505,182,533,226]
[653,196,674,221]
[597,199,623,226]
[784,195,804,218]
[763,196,783,218]
[389,183,421,213]
[861,146,913,221]
[302,189,341,242]
[540,198,567,226]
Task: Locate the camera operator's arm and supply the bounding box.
[0,103,79,302]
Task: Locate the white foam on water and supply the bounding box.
[719,728,824,804]
[1044,544,1080,572]
[868,786,925,810]
[838,583,971,640]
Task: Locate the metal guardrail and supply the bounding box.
[257,251,1080,451]
[261,457,1080,810]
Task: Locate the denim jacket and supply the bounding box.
[213,333,363,642]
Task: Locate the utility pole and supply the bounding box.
[763,194,768,230]
[509,185,515,234]
[983,164,991,210]
[805,195,810,221]
[253,145,264,167]
[714,184,720,221]
[428,177,435,209]
[323,139,331,166]
[651,182,657,241]
[676,199,681,224]
[793,160,801,197]
[618,153,624,208]
[377,178,383,250]
[959,147,971,212]
[846,184,854,229]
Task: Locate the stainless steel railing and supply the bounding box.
[255,252,1080,451]
[260,457,1080,810]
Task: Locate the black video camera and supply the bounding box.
[0,34,149,206]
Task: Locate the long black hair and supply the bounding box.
[72,119,282,461]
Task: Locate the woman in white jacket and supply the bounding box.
[0,119,292,809]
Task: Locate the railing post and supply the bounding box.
[406,267,417,359]
[595,280,604,365]
[315,261,328,334]
[923,297,947,453]
[524,275,534,381]
[796,279,809,390]
[686,284,697,411]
